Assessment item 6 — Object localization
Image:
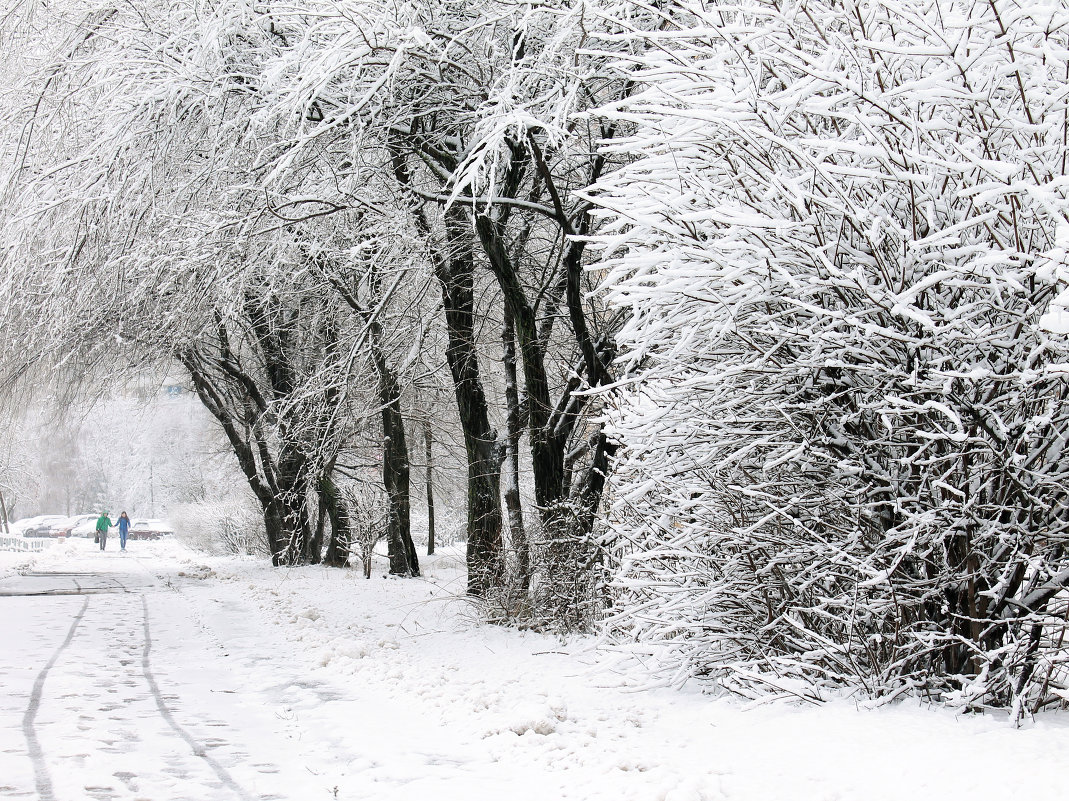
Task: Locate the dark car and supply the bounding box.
[130,519,176,540]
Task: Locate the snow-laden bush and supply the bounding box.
[170,500,267,556]
[484,503,608,631]
[340,483,388,579]
[594,0,1069,713]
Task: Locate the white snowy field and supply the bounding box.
[1,539,1068,801]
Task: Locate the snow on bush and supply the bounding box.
[593,0,1069,713]
[170,500,267,556]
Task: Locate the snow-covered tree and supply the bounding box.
[0,1,427,567]
[595,0,1069,711]
[201,0,628,600]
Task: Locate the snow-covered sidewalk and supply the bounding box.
[2,538,1068,801]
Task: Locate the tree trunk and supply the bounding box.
[262,502,286,567]
[390,144,503,596]
[381,397,419,576]
[439,210,504,596]
[0,489,9,535]
[275,442,316,565]
[371,326,420,577]
[321,250,419,577]
[319,473,351,567]
[425,421,436,556]
[473,212,564,516]
[502,307,529,590]
[574,430,616,539]
[310,498,326,565]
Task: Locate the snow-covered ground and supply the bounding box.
[1,538,1068,801]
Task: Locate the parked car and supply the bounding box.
[130,519,176,540]
[21,515,68,537]
[44,514,97,538]
[71,516,100,538]
[10,516,54,536]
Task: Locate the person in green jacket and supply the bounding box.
[95,512,112,551]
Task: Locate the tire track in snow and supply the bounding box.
[139,594,254,801]
[21,595,89,801]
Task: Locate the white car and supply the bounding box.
[11,515,66,537]
[71,515,104,538]
[9,516,48,535]
[42,514,97,537]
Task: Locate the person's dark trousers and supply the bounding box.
[99,531,107,551]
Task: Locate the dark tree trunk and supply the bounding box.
[390,143,503,596]
[502,307,529,590]
[575,430,617,538]
[276,443,316,565]
[180,348,322,567]
[439,209,504,596]
[320,253,419,577]
[474,206,620,604]
[370,326,420,577]
[381,387,419,576]
[425,421,436,556]
[263,503,286,567]
[308,521,324,565]
[0,489,10,535]
[474,212,564,514]
[319,473,351,567]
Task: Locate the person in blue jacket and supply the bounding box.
[117,512,131,552]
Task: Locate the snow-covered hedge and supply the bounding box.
[594,0,1069,713]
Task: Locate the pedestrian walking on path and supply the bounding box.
[117,512,131,551]
[95,512,112,551]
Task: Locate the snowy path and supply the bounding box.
[2,540,1069,801]
[0,551,305,800]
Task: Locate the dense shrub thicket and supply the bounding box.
[595,0,1069,714]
